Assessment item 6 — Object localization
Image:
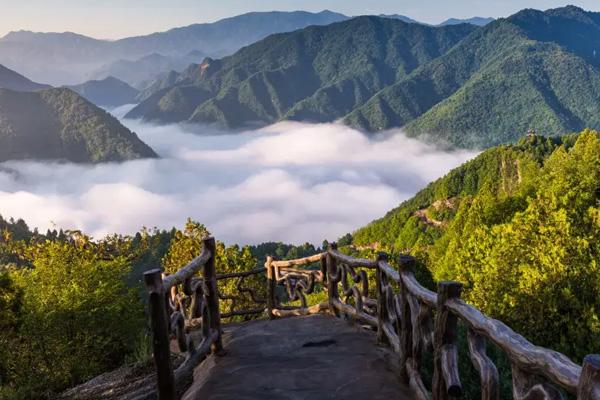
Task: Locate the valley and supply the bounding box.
[0,4,599,400]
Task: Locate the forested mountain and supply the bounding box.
[126,17,476,126]
[346,6,600,147]
[0,11,348,85]
[0,64,51,91]
[353,130,600,361]
[0,88,157,163]
[67,77,139,107]
[130,6,600,150]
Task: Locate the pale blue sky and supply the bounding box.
[1,0,599,39]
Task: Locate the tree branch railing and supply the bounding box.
[144,239,600,400]
[143,237,222,400]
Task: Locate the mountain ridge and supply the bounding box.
[66,77,139,107]
[0,64,51,92]
[0,87,157,163]
[125,16,477,126]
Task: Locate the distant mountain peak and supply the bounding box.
[66,76,139,107]
[439,17,495,26]
[0,64,51,91]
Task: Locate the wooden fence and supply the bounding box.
[145,240,600,400]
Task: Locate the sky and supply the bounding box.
[0,0,599,39]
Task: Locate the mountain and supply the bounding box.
[352,130,600,363]
[135,70,180,102]
[90,51,206,89]
[0,64,51,91]
[439,17,494,26]
[345,6,600,147]
[378,14,422,24]
[0,11,348,86]
[66,77,139,107]
[130,6,600,150]
[0,88,157,163]
[126,17,477,126]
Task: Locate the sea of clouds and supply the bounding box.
[0,106,478,245]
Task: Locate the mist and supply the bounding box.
[0,108,478,245]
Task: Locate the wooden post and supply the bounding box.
[326,243,339,317]
[376,252,389,346]
[144,269,175,400]
[399,255,415,382]
[202,237,223,353]
[467,329,499,400]
[266,256,276,319]
[433,281,462,400]
[578,355,600,400]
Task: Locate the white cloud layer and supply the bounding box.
[0,108,477,245]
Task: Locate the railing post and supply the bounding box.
[376,252,389,346]
[266,256,276,319]
[578,355,600,400]
[326,243,339,317]
[398,255,416,383]
[144,269,175,400]
[202,237,223,353]
[433,281,463,400]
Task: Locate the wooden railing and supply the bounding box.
[144,240,600,400]
[143,237,222,400]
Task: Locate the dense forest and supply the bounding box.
[354,129,600,364]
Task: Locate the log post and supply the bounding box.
[399,255,416,383]
[266,256,276,319]
[376,252,389,346]
[578,355,600,400]
[433,281,462,400]
[327,243,339,317]
[144,269,175,400]
[467,329,499,400]
[202,237,223,353]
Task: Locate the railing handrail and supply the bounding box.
[271,247,597,398]
[162,245,212,291]
[144,237,222,400]
[145,241,600,400]
[378,256,583,393]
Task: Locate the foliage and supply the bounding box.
[161,219,264,320]
[354,130,600,363]
[1,233,145,398]
[249,241,318,267]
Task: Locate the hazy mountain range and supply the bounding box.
[90,51,207,89]
[0,64,51,91]
[0,11,348,85]
[66,77,139,107]
[128,6,600,148]
[0,10,494,87]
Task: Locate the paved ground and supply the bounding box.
[183,314,412,400]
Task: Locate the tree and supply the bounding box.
[7,234,145,396]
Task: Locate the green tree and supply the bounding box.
[7,234,145,397]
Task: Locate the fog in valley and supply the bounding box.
[0,106,477,245]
